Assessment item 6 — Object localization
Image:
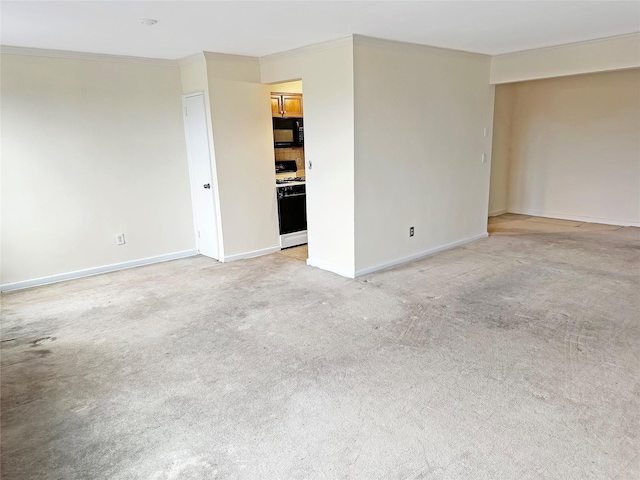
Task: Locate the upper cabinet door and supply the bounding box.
[271,96,283,117]
[281,94,303,118]
[271,93,303,118]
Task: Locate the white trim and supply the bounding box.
[182,92,225,257]
[495,32,640,58]
[507,208,640,227]
[490,32,640,84]
[184,92,205,99]
[203,51,259,64]
[355,233,489,277]
[0,250,198,293]
[488,208,507,217]
[260,36,353,64]
[221,246,281,263]
[280,231,308,249]
[306,258,355,279]
[353,34,491,60]
[182,92,221,261]
[0,45,178,66]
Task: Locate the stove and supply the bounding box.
[274,160,307,248]
[276,176,305,185]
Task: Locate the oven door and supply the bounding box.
[278,192,307,234]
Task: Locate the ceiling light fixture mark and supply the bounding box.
[140,19,158,26]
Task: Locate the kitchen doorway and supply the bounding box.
[269,80,307,263]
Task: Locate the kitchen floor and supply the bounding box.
[277,244,308,262]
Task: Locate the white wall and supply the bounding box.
[499,69,640,226]
[180,55,209,94]
[352,37,495,274]
[488,84,514,216]
[491,33,640,84]
[268,80,303,94]
[261,38,356,277]
[1,53,196,289]
[204,53,280,259]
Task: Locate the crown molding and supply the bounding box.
[0,45,179,66]
[494,32,640,58]
[352,35,491,60]
[259,36,353,64]
[490,32,640,84]
[203,51,259,64]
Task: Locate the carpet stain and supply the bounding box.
[30,336,56,347]
[25,349,52,357]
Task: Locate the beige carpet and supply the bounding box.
[2,220,639,479]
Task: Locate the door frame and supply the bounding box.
[182,92,224,260]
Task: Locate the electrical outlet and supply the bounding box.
[481,153,487,163]
[409,226,414,237]
[116,233,125,245]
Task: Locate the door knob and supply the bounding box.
[203,183,211,189]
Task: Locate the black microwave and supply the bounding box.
[273,117,303,148]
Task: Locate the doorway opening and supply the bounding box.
[269,80,307,263]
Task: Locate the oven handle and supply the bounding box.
[279,193,306,198]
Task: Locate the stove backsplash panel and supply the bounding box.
[274,147,305,171]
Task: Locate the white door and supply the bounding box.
[184,94,219,259]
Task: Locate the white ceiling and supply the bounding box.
[2,1,639,60]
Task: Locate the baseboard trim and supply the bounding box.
[306,258,355,279]
[0,249,198,293]
[508,208,640,227]
[488,208,507,217]
[221,245,281,262]
[355,233,489,277]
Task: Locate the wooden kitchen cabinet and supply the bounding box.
[271,96,283,116]
[271,93,303,118]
